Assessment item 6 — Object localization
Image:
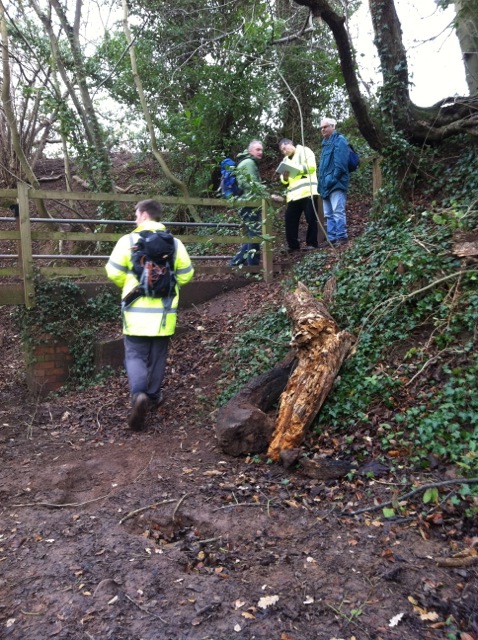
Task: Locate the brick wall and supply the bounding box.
[24,334,73,396]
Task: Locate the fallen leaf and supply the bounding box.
[389,612,404,627]
[258,595,279,609]
[283,499,300,508]
[420,610,439,621]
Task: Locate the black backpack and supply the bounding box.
[348,144,360,172]
[123,229,177,308]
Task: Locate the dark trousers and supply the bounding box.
[124,335,170,405]
[285,196,319,250]
[230,206,261,266]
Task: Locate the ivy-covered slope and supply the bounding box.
[218,194,477,479]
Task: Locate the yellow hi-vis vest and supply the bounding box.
[280,144,318,203]
[105,221,194,337]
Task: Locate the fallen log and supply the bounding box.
[278,448,352,480]
[38,174,63,182]
[215,353,296,456]
[267,282,355,462]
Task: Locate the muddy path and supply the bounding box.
[0,275,477,640]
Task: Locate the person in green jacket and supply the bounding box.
[227,139,265,267]
[106,199,194,431]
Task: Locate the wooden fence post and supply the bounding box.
[372,157,383,195]
[17,183,35,308]
[261,199,273,283]
[316,197,326,244]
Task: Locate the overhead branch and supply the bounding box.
[292,0,478,146]
[291,0,384,150]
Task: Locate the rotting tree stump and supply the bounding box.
[215,353,296,456]
[267,282,355,462]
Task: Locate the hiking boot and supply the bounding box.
[304,245,318,251]
[128,392,149,431]
[149,391,164,411]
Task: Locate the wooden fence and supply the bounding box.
[0,185,275,308]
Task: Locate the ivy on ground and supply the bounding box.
[217,204,478,479]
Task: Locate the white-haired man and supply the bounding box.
[318,117,350,245]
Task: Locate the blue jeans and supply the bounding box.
[229,207,261,266]
[323,190,347,241]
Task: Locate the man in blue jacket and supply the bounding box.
[318,117,350,245]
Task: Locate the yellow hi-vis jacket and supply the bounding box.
[280,144,318,203]
[105,221,194,337]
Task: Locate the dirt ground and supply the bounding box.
[1,173,477,640]
[1,269,477,640]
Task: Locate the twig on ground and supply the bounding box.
[436,555,478,568]
[172,493,192,523]
[119,499,176,525]
[133,452,155,483]
[342,477,478,516]
[124,593,168,622]
[12,493,112,509]
[196,536,222,545]
[405,347,463,387]
[213,501,279,512]
[95,398,119,431]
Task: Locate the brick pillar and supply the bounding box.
[24,333,73,396]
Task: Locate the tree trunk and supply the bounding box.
[121,0,201,221]
[215,353,296,457]
[292,0,384,150]
[48,0,114,193]
[454,0,478,96]
[292,0,478,146]
[0,2,48,217]
[267,282,355,462]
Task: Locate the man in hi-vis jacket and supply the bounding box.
[106,199,194,432]
[278,138,319,253]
